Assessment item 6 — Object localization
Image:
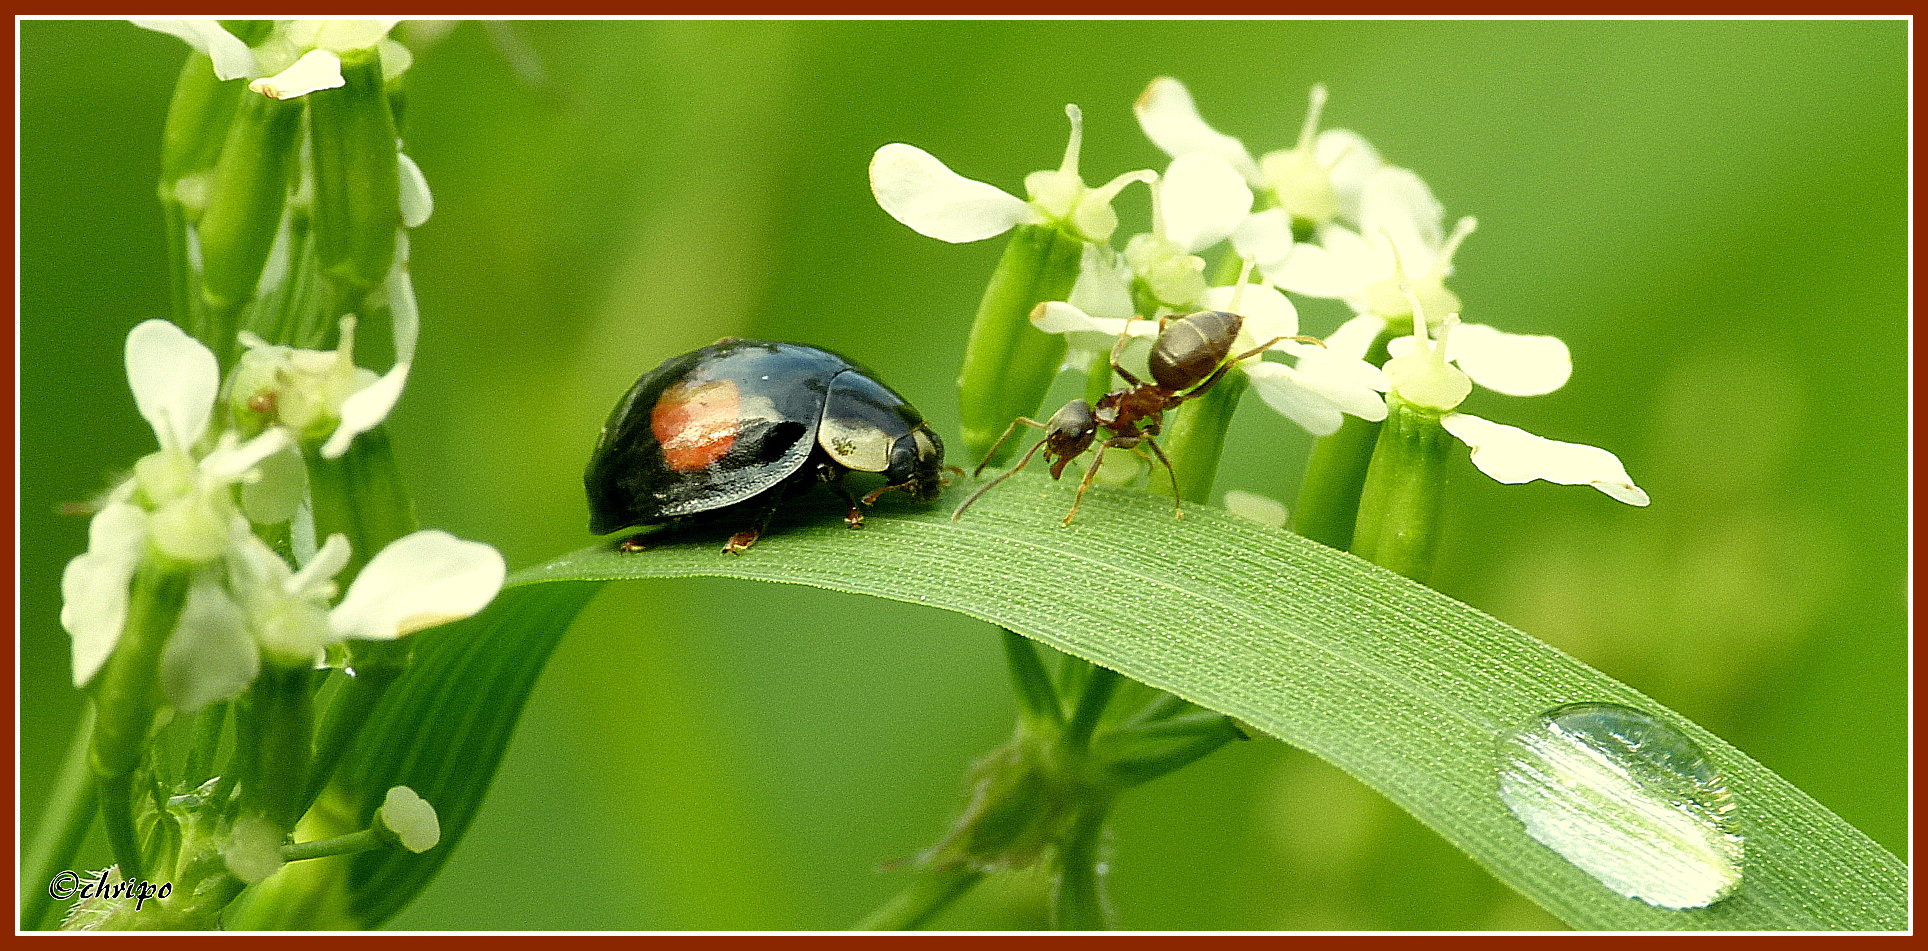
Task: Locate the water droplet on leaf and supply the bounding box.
[1497,701,1743,909]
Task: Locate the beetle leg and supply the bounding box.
[973,416,1050,477]
[724,498,785,554]
[952,433,1053,522]
[826,472,866,529]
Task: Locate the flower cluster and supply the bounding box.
[868,77,1647,506]
[63,319,505,711]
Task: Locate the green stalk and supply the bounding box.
[89,560,193,883]
[303,428,417,582]
[1155,368,1249,504]
[1349,397,1453,583]
[955,223,1083,467]
[1049,805,1113,930]
[236,666,317,830]
[851,866,986,930]
[1292,324,1399,549]
[21,711,99,929]
[1001,629,1065,732]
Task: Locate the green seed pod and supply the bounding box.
[194,92,302,314]
[308,48,400,297]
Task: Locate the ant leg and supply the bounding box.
[953,435,1053,521]
[1063,441,1121,526]
[973,417,1049,477]
[1109,316,1146,388]
[1140,437,1185,519]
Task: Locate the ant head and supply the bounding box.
[1042,399,1098,478]
[1148,310,1244,392]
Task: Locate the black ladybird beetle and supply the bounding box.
[586,338,946,553]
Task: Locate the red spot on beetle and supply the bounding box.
[652,379,740,471]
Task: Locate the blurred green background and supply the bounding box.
[20,19,1907,930]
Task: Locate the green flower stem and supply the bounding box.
[21,711,98,930]
[1094,714,1246,787]
[89,558,193,883]
[1001,628,1065,732]
[237,665,317,830]
[956,223,1083,467]
[302,663,402,807]
[851,866,986,930]
[1080,344,1114,411]
[1349,397,1453,583]
[1060,664,1122,754]
[303,427,418,583]
[194,91,303,350]
[1293,324,1399,549]
[281,828,384,863]
[181,703,227,785]
[307,48,399,300]
[1049,805,1113,930]
[1154,367,1249,504]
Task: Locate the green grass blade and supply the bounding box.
[509,475,1905,931]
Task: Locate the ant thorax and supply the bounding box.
[1095,386,1173,435]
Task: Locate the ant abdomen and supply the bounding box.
[1148,310,1244,392]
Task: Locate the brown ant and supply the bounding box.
[952,309,1288,525]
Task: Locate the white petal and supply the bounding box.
[868,143,1039,243]
[324,361,410,459]
[127,319,219,450]
[1065,244,1135,321]
[161,570,258,711]
[200,428,291,484]
[1314,129,1384,225]
[1358,168,1446,269]
[1243,361,1345,436]
[1292,356,1390,421]
[1221,489,1288,530]
[1200,284,1297,346]
[249,48,345,100]
[1230,208,1294,268]
[1033,301,1147,340]
[241,444,308,524]
[132,19,257,80]
[398,153,434,228]
[1159,153,1252,253]
[1263,225,1383,300]
[62,502,151,687]
[330,531,506,640]
[1324,312,1388,362]
[291,19,403,52]
[289,534,352,600]
[1448,323,1572,397]
[386,234,420,363]
[1440,414,1650,505]
[1133,77,1261,184]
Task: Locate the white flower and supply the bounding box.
[1124,155,1253,311]
[870,105,1153,245]
[1031,282,1386,437]
[62,321,286,689]
[1136,79,1384,230]
[375,786,442,853]
[134,18,408,100]
[222,530,506,672]
[232,315,410,459]
[1383,312,1647,506]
